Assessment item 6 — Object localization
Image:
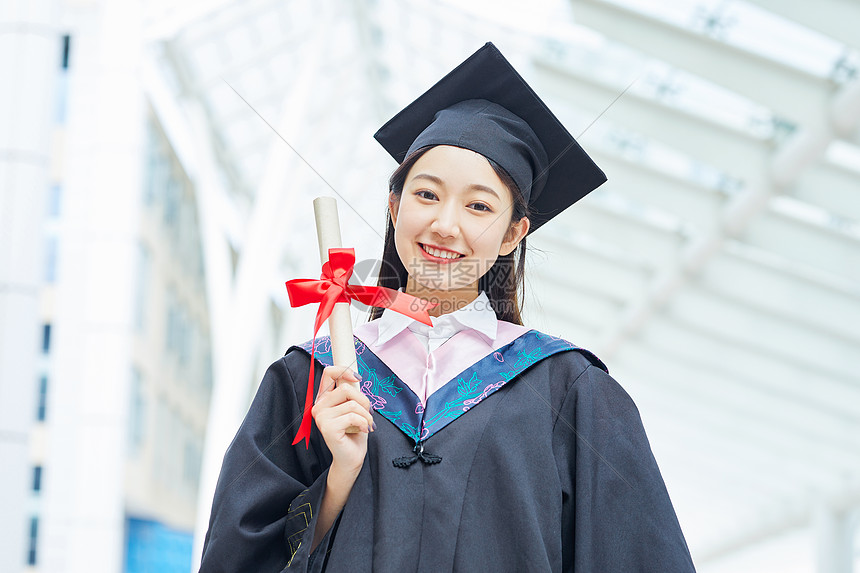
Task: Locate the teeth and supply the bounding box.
[423,244,462,259]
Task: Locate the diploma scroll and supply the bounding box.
[313,196,360,434]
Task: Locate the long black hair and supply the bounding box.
[369,146,530,325]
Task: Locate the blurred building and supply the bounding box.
[2,2,212,571]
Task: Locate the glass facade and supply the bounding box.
[36,375,48,421]
[124,518,193,573]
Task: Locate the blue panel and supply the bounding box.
[125,517,193,573]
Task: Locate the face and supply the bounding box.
[389,145,529,295]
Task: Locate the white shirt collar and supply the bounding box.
[375,291,498,348]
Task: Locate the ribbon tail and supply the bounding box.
[347,285,436,326]
[292,344,316,448]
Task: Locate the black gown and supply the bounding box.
[199,330,696,572]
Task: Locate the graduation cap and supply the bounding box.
[374,42,607,233]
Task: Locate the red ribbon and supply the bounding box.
[286,248,435,447]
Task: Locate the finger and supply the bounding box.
[327,365,361,384]
[314,383,372,417]
[321,401,375,429]
[339,383,372,411]
[334,412,372,434]
[315,375,336,403]
[316,366,347,402]
[315,382,355,409]
[332,368,361,389]
[312,401,375,433]
[313,407,374,435]
[317,366,361,400]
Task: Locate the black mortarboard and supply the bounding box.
[374,42,606,233]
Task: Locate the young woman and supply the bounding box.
[199,43,696,572]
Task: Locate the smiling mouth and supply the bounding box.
[420,243,465,260]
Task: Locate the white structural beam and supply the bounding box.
[638,308,860,406]
[553,256,860,392]
[666,288,858,380]
[637,312,860,423]
[746,0,860,52]
[652,441,801,504]
[813,504,854,573]
[831,80,860,142]
[145,28,337,570]
[629,408,836,515]
[589,151,727,230]
[142,51,236,573]
[696,485,860,564]
[700,255,860,344]
[744,209,860,284]
[529,277,623,330]
[613,344,860,462]
[188,33,326,571]
[614,377,856,492]
[637,364,860,465]
[350,0,387,124]
[528,233,649,302]
[638,311,860,422]
[184,36,303,94]
[143,0,241,43]
[793,162,860,223]
[551,200,684,271]
[723,240,860,307]
[534,62,770,183]
[571,0,835,129]
[539,319,860,474]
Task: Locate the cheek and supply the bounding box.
[392,209,421,264]
[393,204,430,243]
[468,220,507,255]
[392,222,410,262]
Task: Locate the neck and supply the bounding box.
[405,277,480,317]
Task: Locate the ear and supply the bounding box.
[499,216,530,256]
[388,192,400,226]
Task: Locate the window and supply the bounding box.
[55,36,70,124]
[27,516,38,565]
[128,368,146,455]
[41,324,51,354]
[44,236,58,283]
[47,185,62,217]
[36,375,48,421]
[61,35,70,69]
[163,177,181,229]
[165,287,177,354]
[134,244,151,333]
[177,306,190,366]
[143,122,166,207]
[183,436,202,488]
[153,400,167,483]
[201,345,213,398]
[32,466,42,492]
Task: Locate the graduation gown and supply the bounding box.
[199,330,696,572]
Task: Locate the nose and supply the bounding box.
[430,202,460,238]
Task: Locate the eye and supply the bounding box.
[415,189,437,200]
[468,202,493,212]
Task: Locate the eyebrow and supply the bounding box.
[410,173,501,199]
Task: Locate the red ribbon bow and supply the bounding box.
[286,248,435,447]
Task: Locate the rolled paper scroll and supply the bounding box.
[313,196,360,433]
